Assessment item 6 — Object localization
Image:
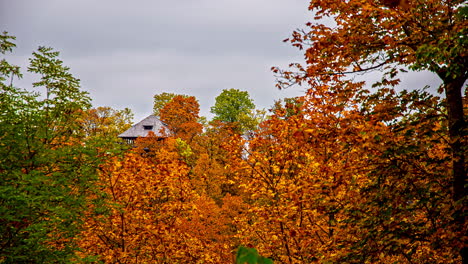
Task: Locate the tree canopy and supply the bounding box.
[210,88,255,123]
[159,95,203,142]
[81,106,133,139]
[272,0,467,261]
[1,1,466,261]
[210,88,262,133]
[153,92,189,117]
[0,32,112,262]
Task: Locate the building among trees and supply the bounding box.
[118,115,167,144]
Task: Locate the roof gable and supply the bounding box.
[118,115,167,138]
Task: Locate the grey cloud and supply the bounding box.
[2,0,312,55]
[68,49,304,121]
[1,0,442,124]
[1,0,310,123]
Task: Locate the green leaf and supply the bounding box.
[236,246,273,264]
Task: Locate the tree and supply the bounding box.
[270,97,304,119]
[190,120,244,201]
[210,88,257,132]
[78,137,196,263]
[0,33,106,262]
[274,0,466,261]
[225,87,458,263]
[79,136,240,263]
[159,95,203,142]
[153,92,189,116]
[80,106,133,139]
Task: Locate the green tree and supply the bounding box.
[210,88,257,132]
[0,32,106,263]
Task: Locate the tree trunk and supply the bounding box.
[444,76,467,201]
[444,75,467,263]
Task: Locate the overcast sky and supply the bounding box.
[1,0,441,123]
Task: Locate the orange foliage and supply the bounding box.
[159,95,203,142]
[270,0,466,261]
[223,87,460,263]
[79,106,133,139]
[78,135,243,263]
[77,1,465,262]
[79,137,194,262]
[77,92,462,263]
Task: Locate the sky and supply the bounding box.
[1,0,441,123]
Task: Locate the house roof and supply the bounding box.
[118,115,168,138]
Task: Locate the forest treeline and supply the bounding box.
[1,0,467,263]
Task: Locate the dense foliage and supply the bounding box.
[0,33,110,263]
[153,92,190,117]
[210,88,263,133]
[1,0,466,262]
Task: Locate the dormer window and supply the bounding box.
[143,125,153,130]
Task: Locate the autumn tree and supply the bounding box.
[352,89,458,263]
[155,94,247,261]
[0,33,107,262]
[277,0,467,197]
[79,134,240,263]
[159,95,203,142]
[153,92,189,116]
[224,86,459,263]
[80,106,133,139]
[190,120,245,201]
[225,100,371,263]
[273,0,466,261]
[270,97,304,119]
[78,137,195,262]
